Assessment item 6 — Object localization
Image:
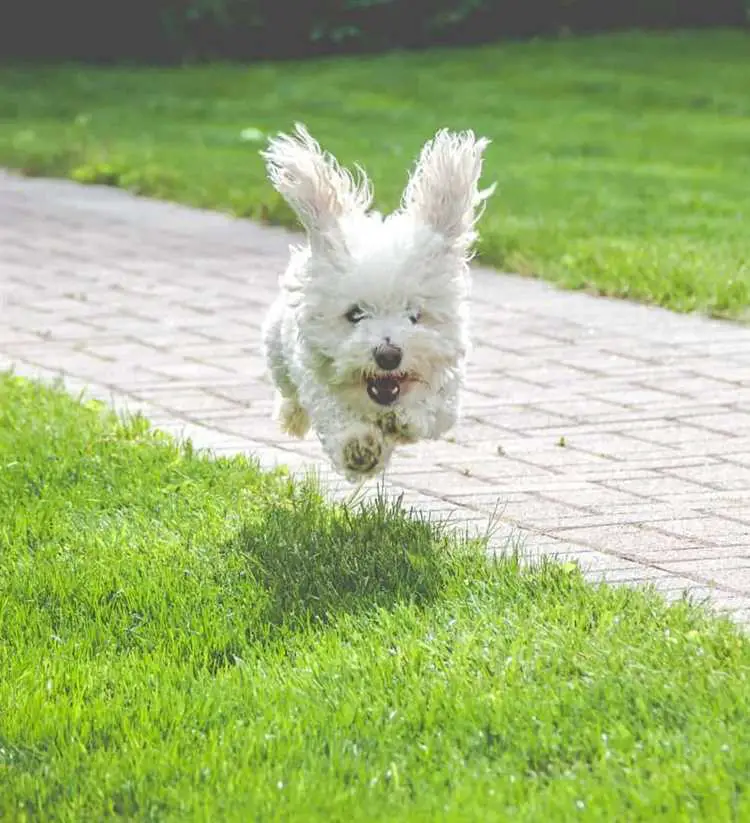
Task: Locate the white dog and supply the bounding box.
[261,124,493,482]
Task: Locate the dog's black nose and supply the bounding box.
[374,343,403,371]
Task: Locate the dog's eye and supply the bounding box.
[408,310,421,324]
[345,305,366,324]
[345,306,365,324]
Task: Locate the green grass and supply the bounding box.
[1,30,750,318]
[1,372,750,821]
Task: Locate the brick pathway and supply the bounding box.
[2,171,750,626]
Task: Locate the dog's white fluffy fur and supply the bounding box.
[261,124,493,482]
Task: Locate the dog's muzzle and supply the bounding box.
[366,375,401,406]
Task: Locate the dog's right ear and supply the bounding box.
[262,123,372,246]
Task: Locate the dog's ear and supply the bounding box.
[262,123,372,246]
[401,129,494,250]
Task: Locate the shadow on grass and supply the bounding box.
[223,482,487,638]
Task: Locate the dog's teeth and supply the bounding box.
[389,386,398,395]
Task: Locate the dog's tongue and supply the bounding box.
[367,376,401,406]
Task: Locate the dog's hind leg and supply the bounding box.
[267,351,310,438]
[263,299,311,439]
[267,355,309,438]
[276,393,310,438]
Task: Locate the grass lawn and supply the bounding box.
[0,373,749,821]
[1,31,750,318]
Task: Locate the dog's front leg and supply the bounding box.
[374,406,430,446]
[324,418,392,483]
[379,384,461,444]
[337,422,393,482]
[308,394,392,482]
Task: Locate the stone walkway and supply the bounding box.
[2,171,750,626]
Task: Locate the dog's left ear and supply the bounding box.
[262,123,372,250]
[401,129,495,250]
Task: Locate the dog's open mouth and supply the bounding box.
[366,374,406,406]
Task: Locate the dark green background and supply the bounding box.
[1,0,746,63]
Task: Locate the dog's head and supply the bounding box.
[262,124,493,411]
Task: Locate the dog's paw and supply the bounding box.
[276,396,311,439]
[340,426,385,479]
[376,410,419,445]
